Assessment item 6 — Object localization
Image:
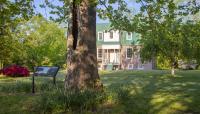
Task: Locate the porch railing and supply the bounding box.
[103,59,120,65]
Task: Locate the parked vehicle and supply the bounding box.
[178,60,199,70]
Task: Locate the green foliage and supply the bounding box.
[156,55,171,69]
[41,0,99,23]
[32,89,107,113]
[136,0,200,69]
[181,21,200,63]
[0,1,66,69]
[99,0,200,73]
[98,0,132,31]
[12,16,66,69]
[0,0,34,67]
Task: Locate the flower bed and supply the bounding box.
[0,65,30,77]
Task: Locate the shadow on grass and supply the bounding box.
[0,70,200,114]
[100,70,200,114]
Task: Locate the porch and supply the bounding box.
[97,47,121,70]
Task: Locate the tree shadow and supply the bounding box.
[101,70,200,114]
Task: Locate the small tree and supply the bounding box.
[136,0,200,75]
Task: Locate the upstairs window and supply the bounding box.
[126,32,132,40]
[110,31,113,39]
[98,32,103,40]
[126,48,133,59]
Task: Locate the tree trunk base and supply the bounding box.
[171,67,175,76]
[65,51,103,91]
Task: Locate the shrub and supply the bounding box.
[0,65,30,77]
[198,65,200,70]
[32,89,107,113]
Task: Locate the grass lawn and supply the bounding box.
[0,70,200,114]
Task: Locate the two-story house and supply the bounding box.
[96,23,152,70]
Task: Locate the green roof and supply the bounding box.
[96,23,111,32]
[97,42,120,46]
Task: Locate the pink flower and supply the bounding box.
[0,65,30,77]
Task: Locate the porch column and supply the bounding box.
[114,49,116,63]
[102,49,104,69]
[107,49,108,63]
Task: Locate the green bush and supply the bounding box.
[32,89,107,113]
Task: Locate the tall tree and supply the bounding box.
[137,0,200,75]
[181,21,200,64]
[64,0,102,90]
[41,0,132,90]
[0,0,34,68]
[14,16,66,69]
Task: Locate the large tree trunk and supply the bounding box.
[65,0,102,90]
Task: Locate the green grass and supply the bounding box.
[0,70,200,114]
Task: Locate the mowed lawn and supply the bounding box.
[0,70,200,114]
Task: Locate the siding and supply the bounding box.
[120,45,152,70]
[120,31,141,45]
[96,23,141,46]
[121,45,142,69]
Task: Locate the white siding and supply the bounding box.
[102,45,120,49]
[103,30,120,42]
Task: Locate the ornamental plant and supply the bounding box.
[0,65,30,77]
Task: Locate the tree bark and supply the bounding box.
[65,0,102,90]
[171,60,177,76]
[152,55,157,70]
[171,65,175,75]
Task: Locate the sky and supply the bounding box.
[33,0,140,23]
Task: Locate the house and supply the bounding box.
[96,23,152,70]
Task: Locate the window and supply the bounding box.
[97,49,102,59]
[98,32,103,40]
[126,48,133,59]
[110,31,113,39]
[126,32,132,40]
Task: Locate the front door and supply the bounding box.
[110,53,116,63]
